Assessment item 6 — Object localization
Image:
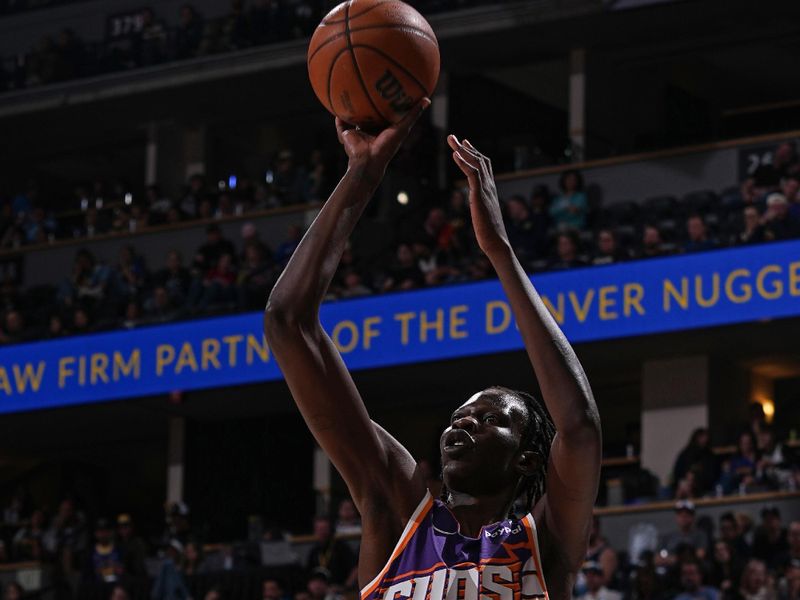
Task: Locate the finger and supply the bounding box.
[452,151,479,183]
[451,141,481,171]
[335,118,349,144]
[463,138,494,178]
[396,97,431,132]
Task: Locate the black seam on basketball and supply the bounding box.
[345,2,391,124]
[308,24,437,65]
[352,44,431,96]
[326,46,352,115]
[324,0,392,24]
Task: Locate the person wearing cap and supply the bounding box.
[753,507,789,572]
[83,517,124,584]
[192,223,236,277]
[659,501,709,563]
[674,560,719,600]
[763,193,800,241]
[576,561,622,600]
[117,513,148,579]
[307,567,343,600]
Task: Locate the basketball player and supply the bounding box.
[264,99,602,600]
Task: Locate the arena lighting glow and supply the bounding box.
[217,180,226,190]
[228,175,238,189]
[123,193,132,205]
[80,198,89,211]
[265,170,274,184]
[397,191,410,205]
[95,198,104,209]
[762,399,776,423]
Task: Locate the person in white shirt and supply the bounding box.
[577,561,622,600]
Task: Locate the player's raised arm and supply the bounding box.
[264,101,430,519]
[448,136,602,587]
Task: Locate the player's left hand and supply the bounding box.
[448,135,511,258]
[337,98,430,179]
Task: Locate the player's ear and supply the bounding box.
[516,450,541,477]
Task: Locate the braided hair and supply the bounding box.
[440,386,556,517]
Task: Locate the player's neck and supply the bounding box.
[446,489,515,538]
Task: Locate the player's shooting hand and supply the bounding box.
[336,98,430,180]
[448,135,510,257]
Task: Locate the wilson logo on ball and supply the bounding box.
[375,70,415,114]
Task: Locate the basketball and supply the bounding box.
[307,0,440,130]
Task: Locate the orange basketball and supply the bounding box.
[307,0,440,130]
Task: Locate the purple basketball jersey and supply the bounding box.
[361,492,549,600]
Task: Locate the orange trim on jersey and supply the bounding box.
[523,515,549,599]
[361,493,435,599]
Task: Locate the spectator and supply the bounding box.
[382,243,425,291]
[738,559,774,600]
[192,252,237,310]
[43,498,88,574]
[660,501,708,561]
[718,432,758,494]
[116,513,148,579]
[151,539,191,600]
[2,583,24,600]
[638,225,667,258]
[720,512,752,561]
[58,249,112,308]
[274,224,303,267]
[550,169,588,230]
[736,206,766,245]
[181,540,206,576]
[180,174,205,218]
[84,517,124,583]
[237,242,274,308]
[76,206,109,239]
[110,585,130,600]
[204,588,222,600]
[47,313,67,338]
[146,184,173,215]
[550,231,585,270]
[753,142,798,188]
[592,229,627,265]
[708,540,743,597]
[194,224,237,275]
[756,428,791,489]
[13,507,46,561]
[175,4,204,59]
[576,561,621,600]
[763,193,800,241]
[779,562,800,600]
[111,245,147,302]
[505,195,538,264]
[585,516,618,588]
[72,305,93,333]
[220,0,250,51]
[307,568,342,600]
[273,150,307,205]
[753,507,789,572]
[306,516,356,587]
[3,488,29,526]
[529,184,552,256]
[334,499,361,536]
[629,563,664,600]
[778,523,800,574]
[339,270,373,298]
[163,502,193,546]
[263,578,290,600]
[136,8,167,65]
[672,428,717,496]
[3,309,27,343]
[251,0,288,44]
[684,215,717,253]
[155,250,192,307]
[675,560,719,600]
[146,285,180,322]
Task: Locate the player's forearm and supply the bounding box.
[266,161,382,323]
[488,245,600,437]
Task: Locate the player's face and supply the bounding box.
[439,391,529,497]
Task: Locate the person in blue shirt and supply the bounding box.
[549,169,588,231]
[674,560,719,600]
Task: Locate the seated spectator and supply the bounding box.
[753,507,789,572]
[639,225,668,258]
[145,286,179,322]
[718,432,758,494]
[180,174,205,218]
[672,428,717,496]
[683,215,717,253]
[13,508,46,561]
[586,516,618,588]
[191,253,237,311]
[58,249,112,308]
[736,206,766,245]
[263,578,290,600]
[194,224,237,275]
[3,309,27,344]
[71,305,93,334]
[334,499,361,536]
[75,206,110,239]
[146,184,173,215]
[110,586,130,600]
[135,8,167,66]
[273,150,308,205]
[116,514,147,579]
[306,516,356,587]
[549,169,588,230]
[659,501,708,562]
[175,4,204,59]
[307,568,342,600]
[719,512,752,561]
[576,561,621,600]
[738,559,774,600]
[550,231,586,270]
[382,243,425,291]
[779,561,800,600]
[675,560,719,600]
[763,193,800,241]
[84,518,124,583]
[220,0,251,51]
[151,539,190,600]
[182,540,206,576]
[630,562,664,600]
[274,224,304,267]
[2,583,24,600]
[592,229,627,265]
[753,142,798,189]
[339,270,373,299]
[238,242,275,309]
[781,176,799,207]
[756,428,791,489]
[111,245,147,302]
[708,540,744,597]
[778,522,800,575]
[529,184,551,256]
[155,250,192,306]
[505,195,538,263]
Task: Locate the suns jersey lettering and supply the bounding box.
[361,493,548,600]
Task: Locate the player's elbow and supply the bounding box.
[263,299,317,341]
[560,407,602,444]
